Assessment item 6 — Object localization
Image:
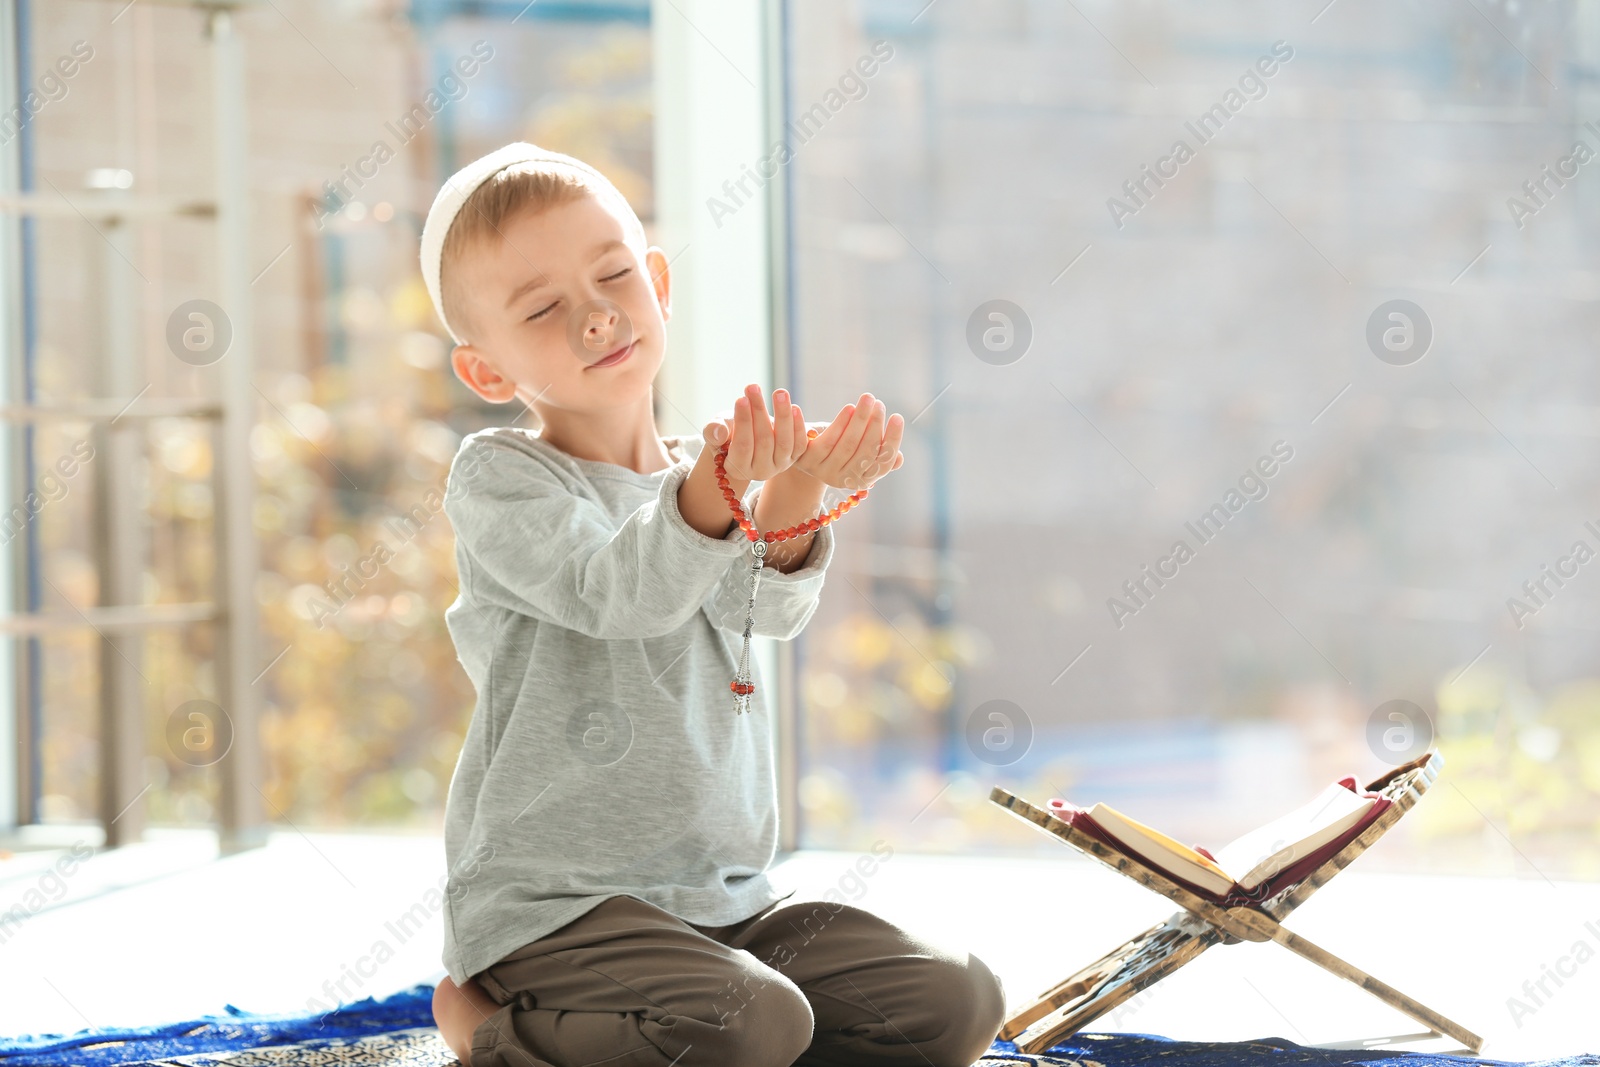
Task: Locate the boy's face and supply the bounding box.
[448,193,669,415]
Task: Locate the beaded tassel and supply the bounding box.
[731,539,765,715]
[715,429,869,716]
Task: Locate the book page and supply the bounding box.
[1089,803,1236,896]
[1211,782,1375,889]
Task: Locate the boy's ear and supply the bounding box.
[645,246,671,322]
[451,344,519,404]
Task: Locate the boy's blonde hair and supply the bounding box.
[438,158,648,346]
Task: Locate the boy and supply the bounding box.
[422,142,1004,1066]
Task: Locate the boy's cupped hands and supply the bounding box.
[703,384,905,490]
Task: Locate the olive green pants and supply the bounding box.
[468,891,1006,1067]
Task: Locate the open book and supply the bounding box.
[1047,777,1393,905]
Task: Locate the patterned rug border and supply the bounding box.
[4,983,1598,1067]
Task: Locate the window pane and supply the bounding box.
[22,2,651,830]
[786,2,1600,879]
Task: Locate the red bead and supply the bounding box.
[714,449,870,540]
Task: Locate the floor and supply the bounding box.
[0,824,1596,1062]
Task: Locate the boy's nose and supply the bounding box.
[579,310,613,349]
[567,298,634,363]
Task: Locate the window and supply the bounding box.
[784,1,1600,878]
[6,1,652,832]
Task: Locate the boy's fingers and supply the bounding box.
[746,384,772,465]
[811,403,854,460]
[869,413,904,480]
[835,396,880,473]
[790,405,808,461]
[882,412,905,454]
[856,444,900,487]
[860,403,888,483]
[731,395,753,472]
[702,419,728,446]
[773,389,793,465]
[851,402,899,486]
[787,402,808,463]
[861,451,900,486]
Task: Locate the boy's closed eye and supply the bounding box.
[525,266,635,323]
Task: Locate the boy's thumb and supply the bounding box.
[704,420,728,444]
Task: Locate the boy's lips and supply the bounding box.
[588,339,637,369]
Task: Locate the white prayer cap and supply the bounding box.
[419,141,641,345]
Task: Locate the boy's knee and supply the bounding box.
[914,954,1007,1066]
[434,976,503,1067]
[697,970,814,1066]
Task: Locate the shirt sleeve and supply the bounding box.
[444,433,751,640]
[699,482,837,641]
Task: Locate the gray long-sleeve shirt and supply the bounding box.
[437,426,836,985]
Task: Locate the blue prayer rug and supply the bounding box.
[2,984,1596,1067]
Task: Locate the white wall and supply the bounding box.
[652,0,798,848]
[651,0,772,434]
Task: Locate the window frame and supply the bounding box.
[651,0,800,852]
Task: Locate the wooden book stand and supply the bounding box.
[988,751,1482,1054]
